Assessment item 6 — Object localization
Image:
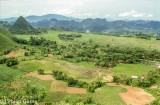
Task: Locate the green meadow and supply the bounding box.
[111,63,156,77]
[15,30,160,50]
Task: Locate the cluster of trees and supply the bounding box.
[113,70,160,88]
[53,70,88,88]
[135,33,152,40]
[57,41,160,68]
[24,48,37,56]
[156,36,160,40]
[58,34,82,40]
[12,37,28,44]
[52,70,103,92]
[99,46,160,64]
[12,36,160,69]
[0,57,18,67]
[12,36,55,46]
[12,37,57,50]
[30,36,56,47]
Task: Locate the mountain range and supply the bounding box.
[0,14,160,34]
[33,18,160,34]
[0,14,82,23]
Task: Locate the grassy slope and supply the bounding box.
[0,29,16,53]
[15,30,160,50]
[26,77,52,90]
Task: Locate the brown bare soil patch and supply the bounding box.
[107,83,155,105]
[50,80,68,92]
[4,49,25,58]
[66,87,86,94]
[50,80,86,94]
[26,72,54,80]
[48,54,53,57]
[5,51,16,57]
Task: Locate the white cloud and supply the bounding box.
[119,10,154,18]
[82,13,98,17]
[71,13,98,18]
[147,14,153,17]
[0,0,158,20]
[52,9,74,15]
[104,14,111,18]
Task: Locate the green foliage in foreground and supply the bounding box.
[64,95,96,105]
[0,64,23,86]
[0,83,47,104]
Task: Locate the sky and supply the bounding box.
[0,0,160,20]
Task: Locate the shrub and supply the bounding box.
[113,75,120,83]
[87,84,95,93]
[137,78,152,87]
[37,69,44,74]
[0,58,8,64]
[6,57,18,67]
[24,52,29,56]
[3,49,11,55]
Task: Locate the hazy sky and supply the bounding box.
[0,0,160,20]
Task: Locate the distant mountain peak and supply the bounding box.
[9,16,40,34]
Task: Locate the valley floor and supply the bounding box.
[0,30,160,105]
